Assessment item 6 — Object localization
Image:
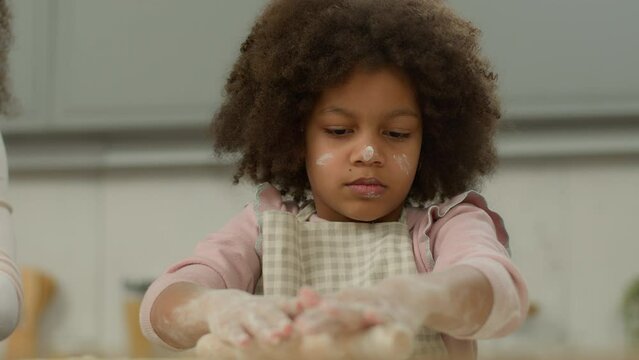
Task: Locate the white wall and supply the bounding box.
[1,155,638,356]
[481,157,639,356]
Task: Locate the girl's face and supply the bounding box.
[305,66,422,222]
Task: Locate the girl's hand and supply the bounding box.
[201,289,302,348]
[195,285,422,360]
[293,281,426,336]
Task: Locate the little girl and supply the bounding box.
[140,0,528,358]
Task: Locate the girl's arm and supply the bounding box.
[150,281,302,350]
[375,266,494,336]
[140,188,288,349]
[294,266,493,337]
[430,203,528,338]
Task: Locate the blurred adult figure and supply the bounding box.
[0,0,23,341]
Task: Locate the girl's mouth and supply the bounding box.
[346,178,386,198]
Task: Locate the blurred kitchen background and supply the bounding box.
[0,0,638,358]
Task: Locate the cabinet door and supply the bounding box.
[53,0,264,131]
[450,0,639,120]
[7,0,639,134]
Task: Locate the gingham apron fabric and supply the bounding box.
[256,202,449,359]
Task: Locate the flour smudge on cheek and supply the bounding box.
[392,154,411,175]
[316,153,334,166]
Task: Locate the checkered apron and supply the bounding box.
[256,202,449,359]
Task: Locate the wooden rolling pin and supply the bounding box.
[5,267,56,359]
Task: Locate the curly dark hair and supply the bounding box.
[0,0,12,115]
[211,0,500,205]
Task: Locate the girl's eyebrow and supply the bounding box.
[383,108,421,120]
[319,106,420,120]
[319,106,356,119]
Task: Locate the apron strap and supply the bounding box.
[296,201,316,222]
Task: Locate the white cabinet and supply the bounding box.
[2,0,266,133]
[2,0,639,169]
[449,0,639,119]
[4,0,639,133]
[2,0,49,130]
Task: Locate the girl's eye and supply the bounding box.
[385,131,410,140]
[325,128,353,136]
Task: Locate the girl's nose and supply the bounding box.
[351,144,384,166]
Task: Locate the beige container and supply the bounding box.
[123,278,154,358]
[6,267,56,359]
[124,298,153,358]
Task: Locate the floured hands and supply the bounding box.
[293,282,425,337]
[196,281,422,359]
[202,289,302,348]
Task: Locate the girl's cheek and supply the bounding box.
[392,154,412,176]
[315,152,334,167]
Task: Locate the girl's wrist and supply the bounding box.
[376,274,445,325]
[158,287,250,349]
[201,288,250,310]
[151,282,209,349]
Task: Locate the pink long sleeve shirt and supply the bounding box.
[140,185,528,359]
